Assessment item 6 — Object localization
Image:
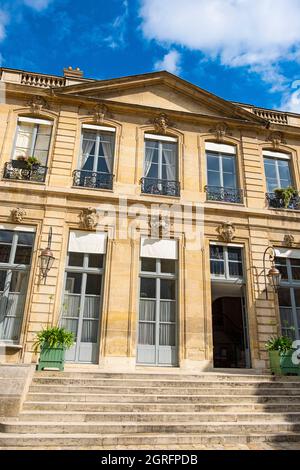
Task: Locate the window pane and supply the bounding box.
[210,245,224,260]
[86,274,101,295]
[159,323,175,346]
[207,154,219,172]
[228,262,243,277]
[223,172,236,188]
[141,258,156,273]
[138,322,155,345]
[14,246,32,265]
[14,123,34,158]
[210,260,225,275]
[140,278,156,299]
[0,245,11,263]
[222,156,235,174]
[0,231,13,244]
[278,160,292,185]
[81,320,98,342]
[97,157,109,173]
[275,258,288,280]
[278,288,292,307]
[0,271,7,291]
[68,252,84,267]
[160,300,176,322]
[264,159,277,179]
[228,248,242,261]
[291,259,300,281]
[17,233,34,246]
[65,273,82,294]
[207,171,221,187]
[88,254,103,268]
[293,288,300,307]
[10,271,28,293]
[161,279,176,300]
[140,299,156,321]
[160,259,176,274]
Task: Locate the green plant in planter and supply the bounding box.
[34,326,74,371]
[274,187,298,208]
[266,335,293,375]
[26,156,41,168]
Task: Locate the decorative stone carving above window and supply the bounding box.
[217,222,236,242]
[11,208,26,223]
[27,95,49,115]
[210,123,232,142]
[284,233,295,248]
[91,104,109,124]
[151,113,173,134]
[79,207,98,230]
[267,131,286,149]
[148,214,171,237]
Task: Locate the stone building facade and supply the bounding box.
[0,66,299,372]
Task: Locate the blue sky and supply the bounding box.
[1,0,300,112]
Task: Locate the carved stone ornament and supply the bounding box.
[148,214,170,236]
[210,123,232,142]
[92,104,108,124]
[217,222,236,243]
[152,113,173,134]
[284,233,295,248]
[27,95,49,115]
[267,131,286,149]
[80,207,98,230]
[11,208,26,223]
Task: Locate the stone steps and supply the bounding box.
[28,384,300,395]
[2,371,300,449]
[13,410,300,423]
[24,392,300,403]
[22,401,300,412]
[2,421,300,435]
[1,432,300,448]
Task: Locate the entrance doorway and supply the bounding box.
[211,284,250,368]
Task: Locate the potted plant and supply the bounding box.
[34,326,74,371]
[27,156,41,169]
[274,187,298,208]
[266,335,293,375]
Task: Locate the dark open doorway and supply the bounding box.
[212,284,250,368]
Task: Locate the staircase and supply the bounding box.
[1,370,300,449]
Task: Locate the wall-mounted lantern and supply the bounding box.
[39,227,55,283]
[263,246,281,299]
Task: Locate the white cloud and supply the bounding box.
[154,50,181,74]
[140,0,300,88]
[22,0,53,11]
[0,11,9,42]
[280,81,300,113]
[104,0,129,49]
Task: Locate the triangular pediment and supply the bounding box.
[55,71,266,124]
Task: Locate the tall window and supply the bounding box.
[210,245,243,280]
[13,117,53,166]
[142,134,179,196]
[264,151,292,193]
[73,124,115,190]
[275,256,300,339]
[138,257,177,365]
[205,142,241,203]
[0,230,35,342]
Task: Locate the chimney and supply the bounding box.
[63,66,84,79]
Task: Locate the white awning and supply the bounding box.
[82,124,116,132]
[205,142,236,155]
[140,237,178,260]
[18,117,53,126]
[263,150,290,160]
[145,133,177,142]
[274,247,300,259]
[68,231,107,254]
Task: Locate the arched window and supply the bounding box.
[263,150,292,193]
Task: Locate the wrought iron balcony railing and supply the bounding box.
[140,177,180,197]
[205,186,244,204]
[266,192,300,210]
[3,161,47,182]
[73,170,114,190]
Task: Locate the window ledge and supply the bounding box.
[140,192,181,199]
[71,186,114,193]
[0,343,23,350]
[205,200,245,207]
[2,178,46,186]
